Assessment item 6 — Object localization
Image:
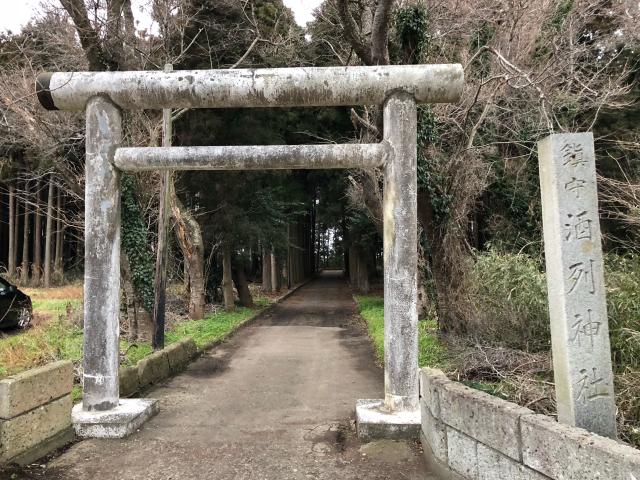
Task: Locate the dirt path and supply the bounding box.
[41,271,438,479]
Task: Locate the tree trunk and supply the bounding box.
[233,260,254,308]
[20,181,30,286]
[44,179,54,286]
[33,179,42,285]
[356,247,370,294]
[310,202,316,276]
[287,224,291,288]
[270,250,279,291]
[222,245,234,311]
[54,188,64,283]
[417,190,466,332]
[262,247,272,292]
[12,195,19,280]
[348,245,358,289]
[416,242,430,319]
[153,77,173,350]
[183,259,190,292]
[44,176,54,288]
[169,181,205,319]
[8,184,15,278]
[121,252,139,340]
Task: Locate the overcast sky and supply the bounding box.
[0,0,323,33]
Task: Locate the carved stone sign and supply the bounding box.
[538,133,617,439]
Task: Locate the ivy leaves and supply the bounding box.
[417,107,452,225]
[393,4,429,64]
[121,174,155,313]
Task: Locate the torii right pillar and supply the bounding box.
[356,91,420,440]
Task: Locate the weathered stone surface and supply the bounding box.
[82,96,122,412]
[0,361,73,419]
[165,338,197,374]
[447,427,477,479]
[421,396,448,464]
[183,337,199,359]
[0,394,72,462]
[356,399,420,442]
[420,367,447,418]
[477,444,550,480]
[538,133,616,438]
[521,414,640,480]
[9,426,75,466]
[72,398,158,438]
[439,380,532,460]
[137,350,170,388]
[39,65,465,111]
[116,144,388,172]
[118,366,140,398]
[382,92,419,412]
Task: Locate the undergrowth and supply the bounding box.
[0,296,271,378]
[355,249,640,449]
[355,295,447,369]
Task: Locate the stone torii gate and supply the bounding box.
[36,65,464,438]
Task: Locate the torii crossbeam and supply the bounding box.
[36,64,464,439]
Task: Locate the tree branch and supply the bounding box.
[59,0,108,71]
[370,0,395,65]
[336,0,373,65]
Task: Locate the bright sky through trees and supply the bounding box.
[0,0,322,33]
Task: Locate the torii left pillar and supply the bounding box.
[71,96,158,438]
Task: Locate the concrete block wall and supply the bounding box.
[121,338,198,397]
[420,368,640,480]
[0,361,75,465]
[0,338,198,466]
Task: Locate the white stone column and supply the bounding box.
[355,91,420,442]
[382,92,419,412]
[74,96,158,438]
[538,132,617,439]
[82,96,122,412]
[356,91,420,441]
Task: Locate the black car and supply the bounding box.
[0,277,32,329]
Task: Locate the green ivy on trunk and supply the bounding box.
[121,174,155,312]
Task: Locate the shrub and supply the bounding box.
[467,250,550,352]
[604,254,640,372]
[468,250,640,369]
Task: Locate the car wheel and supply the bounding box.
[17,308,32,329]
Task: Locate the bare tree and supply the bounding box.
[327,0,639,331]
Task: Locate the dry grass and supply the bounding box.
[446,341,555,415]
[0,318,83,378]
[446,340,640,446]
[22,283,83,301]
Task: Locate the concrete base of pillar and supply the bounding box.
[356,399,420,442]
[72,398,159,438]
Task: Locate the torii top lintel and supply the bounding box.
[36,64,463,112]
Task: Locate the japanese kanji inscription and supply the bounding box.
[539,133,617,439]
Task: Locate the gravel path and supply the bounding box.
[29,271,441,479]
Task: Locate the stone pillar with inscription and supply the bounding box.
[538,132,617,439]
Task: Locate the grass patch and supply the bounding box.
[0,320,162,377]
[120,342,153,367]
[0,320,82,377]
[356,295,385,361]
[166,307,260,349]
[461,380,509,400]
[0,292,272,379]
[32,298,82,319]
[354,295,447,369]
